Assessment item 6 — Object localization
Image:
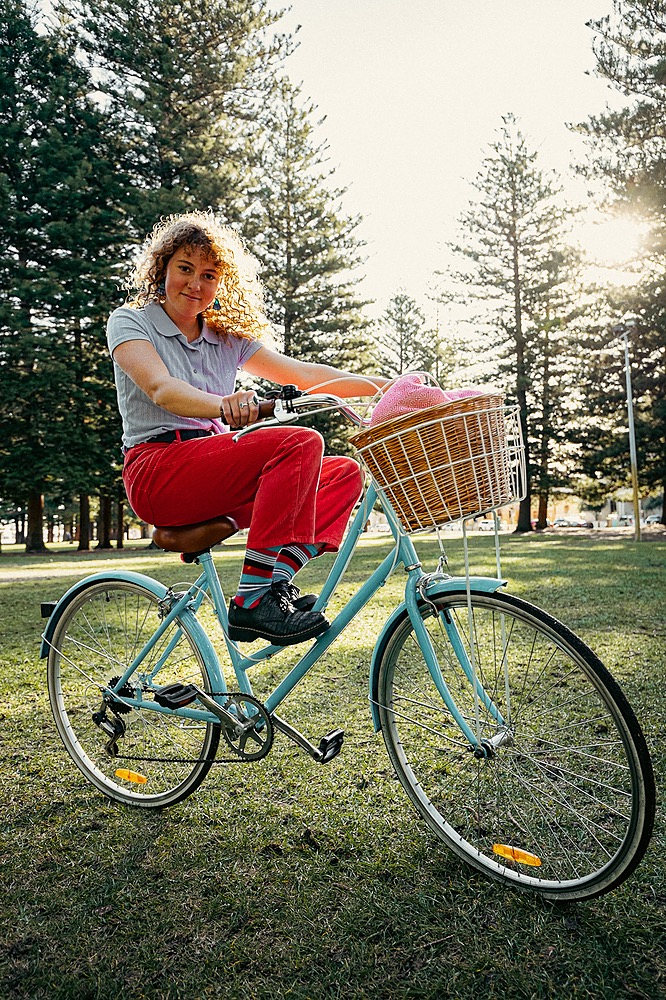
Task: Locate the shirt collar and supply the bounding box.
[144,301,218,345]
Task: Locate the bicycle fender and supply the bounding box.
[40,571,170,659]
[368,576,506,732]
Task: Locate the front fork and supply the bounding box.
[402,568,510,758]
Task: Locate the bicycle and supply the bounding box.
[41,386,655,902]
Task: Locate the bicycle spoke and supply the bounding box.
[377,590,654,900]
[48,580,220,807]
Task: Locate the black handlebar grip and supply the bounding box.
[256,399,276,419]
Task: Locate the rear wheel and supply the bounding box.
[47,579,220,807]
[377,590,655,901]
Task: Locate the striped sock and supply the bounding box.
[272,543,323,585]
[233,545,282,608]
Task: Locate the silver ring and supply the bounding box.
[250,394,259,405]
[238,402,247,409]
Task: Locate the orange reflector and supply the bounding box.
[115,768,148,784]
[493,843,542,867]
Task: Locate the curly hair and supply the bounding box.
[126,211,272,341]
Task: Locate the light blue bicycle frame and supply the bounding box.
[45,483,506,753]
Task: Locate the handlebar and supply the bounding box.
[226,385,370,437]
[220,398,275,430]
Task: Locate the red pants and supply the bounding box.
[123,427,363,551]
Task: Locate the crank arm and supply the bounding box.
[194,689,253,735]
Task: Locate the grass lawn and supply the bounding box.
[0,531,664,999]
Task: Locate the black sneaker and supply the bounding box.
[228,589,330,646]
[271,579,318,612]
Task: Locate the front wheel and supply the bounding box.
[376,590,655,901]
[47,579,220,807]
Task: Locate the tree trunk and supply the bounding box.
[511,229,532,533]
[78,494,91,551]
[116,493,124,549]
[535,322,552,531]
[25,490,48,552]
[97,493,113,549]
[515,417,533,531]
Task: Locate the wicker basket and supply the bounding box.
[350,392,525,532]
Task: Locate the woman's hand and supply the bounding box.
[220,389,260,427]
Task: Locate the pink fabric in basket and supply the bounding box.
[369,375,482,427]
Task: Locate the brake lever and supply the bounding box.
[231,399,300,440]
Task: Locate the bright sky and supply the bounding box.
[274,1,630,316]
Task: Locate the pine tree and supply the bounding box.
[374,292,426,377]
[373,291,461,383]
[444,116,579,531]
[573,2,666,521]
[46,0,293,545]
[571,293,664,514]
[243,79,374,451]
[0,1,128,551]
[59,0,289,231]
[525,301,584,528]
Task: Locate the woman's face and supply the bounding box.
[162,246,221,333]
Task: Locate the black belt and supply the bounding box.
[122,428,214,456]
[144,429,214,445]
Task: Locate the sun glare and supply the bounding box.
[575,215,649,268]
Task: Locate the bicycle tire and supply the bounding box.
[47,578,220,807]
[376,589,655,901]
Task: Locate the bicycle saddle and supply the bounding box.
[152,515,238,555]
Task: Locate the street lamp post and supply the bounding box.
[612,319,641,542]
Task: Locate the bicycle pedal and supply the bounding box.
[318,728,344,764]
[153,682,199,709]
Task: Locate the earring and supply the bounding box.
[156,281,166,300]
[213,297,221,310]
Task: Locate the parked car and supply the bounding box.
[646,514,662,525]
[476,518,497,531]
[553,517,594,528]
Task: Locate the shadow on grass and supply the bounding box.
[2,745,665,1000]
[1,534,664,998]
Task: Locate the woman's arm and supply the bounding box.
[243,345,388,397]
[112,340,260,426]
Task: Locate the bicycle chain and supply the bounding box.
[110,753,250,765]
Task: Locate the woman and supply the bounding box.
[107,211,387,646]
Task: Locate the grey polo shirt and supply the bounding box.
[107,302,262,449]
